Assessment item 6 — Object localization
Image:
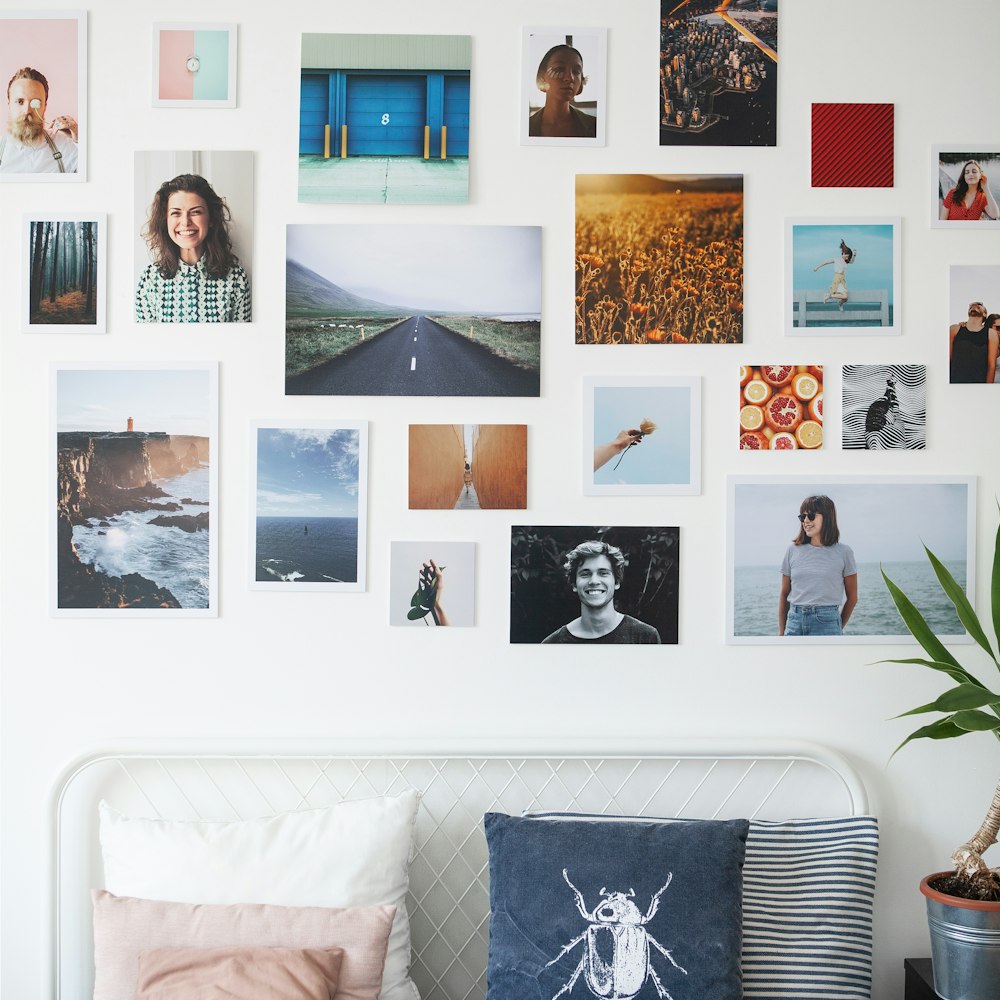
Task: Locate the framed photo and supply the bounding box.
[510,526,680,645]
[786,218,901,336]
[251,421,368,592]
[286,224,541,396]
[51,363,218,617]
[409,424,527,510]
[584,376,701,495]
[133,150,253,324]
[948,265,1000,385]
[390,540,475,627]
[0,10,86,181]
[658,0,777,147]
[576,174,743,345]
[727,476,975,645]
[842,365,926,450]
[738,366,823,451]
[152,22,237,108]
[521,26,606,147]
[299,32,470,204]
[931,146,1000,229]
[23,213,106,333]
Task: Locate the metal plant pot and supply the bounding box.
[921,872,1000,1000]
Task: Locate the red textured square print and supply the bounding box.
[811,103,894,188]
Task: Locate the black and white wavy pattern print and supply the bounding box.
[842,365,926,450]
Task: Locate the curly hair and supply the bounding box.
[563,539,626,586]
[952,160,986,206]
[143,173,238,280]
[792,495,841,547]
[536,44,588,95]
[7,66,48,102]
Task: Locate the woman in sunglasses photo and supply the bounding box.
[778,494,857,637]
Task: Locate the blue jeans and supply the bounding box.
[786,604,842,636]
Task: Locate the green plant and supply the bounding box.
[407,562,446,625]
[880,513,1000,898]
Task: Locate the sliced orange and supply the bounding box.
[743,379,771,405]
[740,404,765,431]
[792,372,820,401]
[795,419,823,449]
[739,365,754,386]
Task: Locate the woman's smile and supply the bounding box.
[166,191,210,262]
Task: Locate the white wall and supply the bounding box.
[2,1,999,997]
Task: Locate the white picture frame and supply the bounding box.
[152,22,237,109]
[931,144,1000,230]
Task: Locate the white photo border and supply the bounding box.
[931,144,1000,230]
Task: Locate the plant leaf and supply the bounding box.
[407,607,430,620]
[952,710,1000,732]
[923,543,997,663]
[881,568,961,669]
[993,511,1000,674]
[891,716,966,757]
[875,656,984,689]
[935,684,1000,712]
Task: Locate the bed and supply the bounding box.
[50,739,872,1000]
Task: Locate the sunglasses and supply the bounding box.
[797,511,820,522]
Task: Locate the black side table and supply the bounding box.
[904,958,941,1000]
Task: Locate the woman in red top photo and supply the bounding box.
[940,159,1000,221]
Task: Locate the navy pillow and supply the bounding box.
[484,812,748,1000]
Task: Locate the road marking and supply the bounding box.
[413,336,417,342]
[410,357,416,371]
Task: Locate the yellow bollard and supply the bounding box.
[441,125,447,159]
[323,124,330,159]
[423,125,430,160]
[341,124,347,158]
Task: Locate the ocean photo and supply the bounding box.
[252,423,367,592]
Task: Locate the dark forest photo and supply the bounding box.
[26,217,103,330]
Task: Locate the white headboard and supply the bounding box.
[50,739,868,1000]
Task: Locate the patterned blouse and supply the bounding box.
[135,258,251,323]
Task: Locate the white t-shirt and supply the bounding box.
[0,129,78,174]
[780,542,857,606]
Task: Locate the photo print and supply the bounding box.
[811,103,894,188]
[511,526,680,645]
[658,0,777,147]
[23,214,106,333]
[522,26,606,146]
[52,363,218,617]
[133,149,253,324]
[0,11,86,181]
[152,22,237,108]
[299,32,470,204]
[949,265,1000,385]
[727,476,975,645]
[584,376,701,495]
[389,540,475,627]
[738,366,822,451]
[576,174,743,345]
[286,224,541,397]
[842,365,926,450]
[409,424,527,510]
[786,218,900,336]
[932,146,1000,229]
[251,422,368,592]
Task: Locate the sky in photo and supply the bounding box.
[286,225,542,314]
[56,367,212,435]
[791,224,895,303]
[255,427,361,518]
[949,265,1000,320]
[732,480,970,568]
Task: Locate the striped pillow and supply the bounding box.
[525,812,878,1000]
[742,816,878,1000]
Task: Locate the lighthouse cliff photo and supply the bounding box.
[52,364,217,616]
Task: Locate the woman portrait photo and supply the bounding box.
[134,150,252,323]
[933,148,1000,228]
[522,27,606,146]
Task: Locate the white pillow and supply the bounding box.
[99,791,420,1000]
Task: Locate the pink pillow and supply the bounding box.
[137,946,343,999]
[92,890,394,1000]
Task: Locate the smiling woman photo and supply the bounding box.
[135,172,250,323]
[778,494,858,637]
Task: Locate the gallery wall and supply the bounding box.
[2,1,999,997]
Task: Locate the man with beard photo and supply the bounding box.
[541,539,661,643]
[0,67,78,174]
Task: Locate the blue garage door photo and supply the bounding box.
[300,75,329,154]
[346,75,425,155]
[443,76,470,156]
